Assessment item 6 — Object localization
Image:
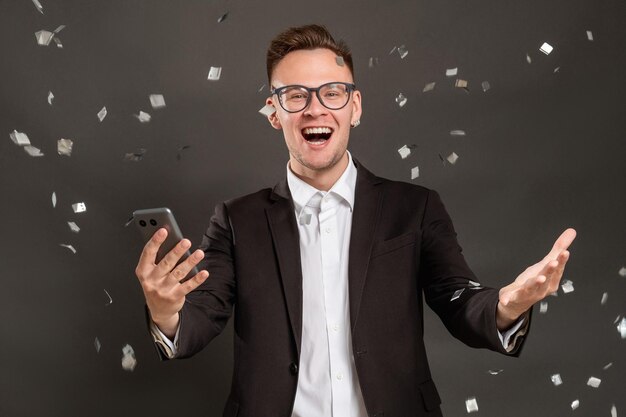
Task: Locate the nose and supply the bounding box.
[303,92,328,117]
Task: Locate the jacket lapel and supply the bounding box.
[265,178,303,356]
[349,160,383,331]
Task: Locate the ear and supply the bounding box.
[266,97,282,130]
[351,89,362,124]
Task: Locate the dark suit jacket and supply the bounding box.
[167,159,528,417]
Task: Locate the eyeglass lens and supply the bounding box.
[279,83,351,112]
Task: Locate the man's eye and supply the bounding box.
[286,93,306,100]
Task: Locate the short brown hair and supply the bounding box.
[266,24,354,84]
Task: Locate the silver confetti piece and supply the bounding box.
[104,289,113,306]
[551,373,563,386]
[617,317,626,339]
[526,53,532,64]
[208,66,222,81]
[397,45,408,59]
[24,145,44,157]
[601,292,608,305]
[450,130,466,136]
[32,0,44,14]
[97,106,107,122]
[149,94,166,109]
[611,405,617,417]
[423,82,436,93]
[94,337,101,353]
[603,362,613,370]
[35,30,54,46]
[121,344,137,371]
[586,30,594,41]
[57,138,73,156]
[395,93,407,107]
[410,166,419,180]
[59,244,76,254]
[258,104,276,117]
[368,57,379,68]
[299,212,312,226]
[217,12,228,23]
[10,130,31,146]
[586,377,601,388]
[561,280,574,294]
[124,148,147,162]
[48,91,54,105]
[540,42,553,55]
[618,266,626,277]
[446,152,459,165]
[52,192,57,208]
[488,369,503,375]
[455,79,468,89]
[335,56,345,66]
[67,221,80,233]
[398,145,411,159]
[481,81,491,92]
[72,202,87,213]
[451,288,465,301]
[465,397,478,413]
[571,400,580,410]
[539,301,548,313]
[258,84,266,93]
[446,67,458,77]
[135,111,151,123]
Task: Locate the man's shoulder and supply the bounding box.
[373,173,433,200]
[223,187,275,210]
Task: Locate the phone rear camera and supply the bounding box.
[150,219,157,226]
[139,220,146,227]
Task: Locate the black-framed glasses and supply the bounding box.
[271,82,356,113]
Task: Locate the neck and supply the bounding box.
[290,153,349,191]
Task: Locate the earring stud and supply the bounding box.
[351,119,360,128]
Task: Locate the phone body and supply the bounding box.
[133,207,199,282]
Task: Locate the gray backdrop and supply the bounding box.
[1,0,624,416]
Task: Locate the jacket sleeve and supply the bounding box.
[418,189,529,356]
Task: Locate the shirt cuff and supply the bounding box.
[149,318,180,359]
[497,313,529,352]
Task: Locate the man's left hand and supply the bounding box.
[497,228,577,330]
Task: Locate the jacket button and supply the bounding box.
[289,362,298,375]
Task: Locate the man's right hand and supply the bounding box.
[135,228,209,338]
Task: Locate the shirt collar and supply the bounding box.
[286,151,357,215]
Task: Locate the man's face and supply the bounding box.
[266,48,362,177]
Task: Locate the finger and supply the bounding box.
[155,238,192,274]
[545,228,577,260]
[177,270,210,296]
[169,249,205,283]
[136,228,168,280]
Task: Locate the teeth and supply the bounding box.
[303,127,332,135]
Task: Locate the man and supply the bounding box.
[134,24,576,417]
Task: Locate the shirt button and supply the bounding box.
[325,227,332,234]
[336,372,344,380]
[332,324,339,332]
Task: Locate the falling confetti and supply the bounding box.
[32,0,44,14]
[389,46,397,55]
[553,66,560,73]
[368,57,379,68]
[410,166,419,180]
[208,66,222,81]
[423,82,436,92]
[335,56,345,66]
[481,81,491,92]
[601,292,608,305]
[561,280,574,294]
[611,405,617,417]
[586,30,594,41]
[258,84,266,92]
[59,244,76,254]
[135,111,151,123]
[617,317,626,339]
[47,91,54,105]
[451,288,464,301]
[94,337,101,353]
[587,377,601,388]
[149,94,166,109]
[10,130,31,146]
[551,374,563,386]
[446,152,459,165]
[446,67,458,77]
[299,213,312,226]
[618,266,626,277]
[603,362,613,370]
[35,30,54,46]
[176,145,191,161]
[465,397,478,413]
[539,301,548,313]
[450,130,466,136]
[217,12,228,23]
[124,148,147,162]
[72,202,87,213]
[398,145,411,159]
[57,138,73,156]
[97,106,107,122]
[455,79,468,89]
[468,280,483,290]
[397,45,408,59]
[395,93,407,107]
[124,216,134,228]
[488,369,504,375]
[104,289,113,306]
[51,192,57,208]
[121,344,137,371]
[67,221,80,233]
[540,42,554,55]
[526,53,532,64]
[258,104,275,117]
[24,145,44,157]
[571,400,580,410]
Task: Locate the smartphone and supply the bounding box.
[133,207,199,282]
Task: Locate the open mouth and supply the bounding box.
[301,127,333,144]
